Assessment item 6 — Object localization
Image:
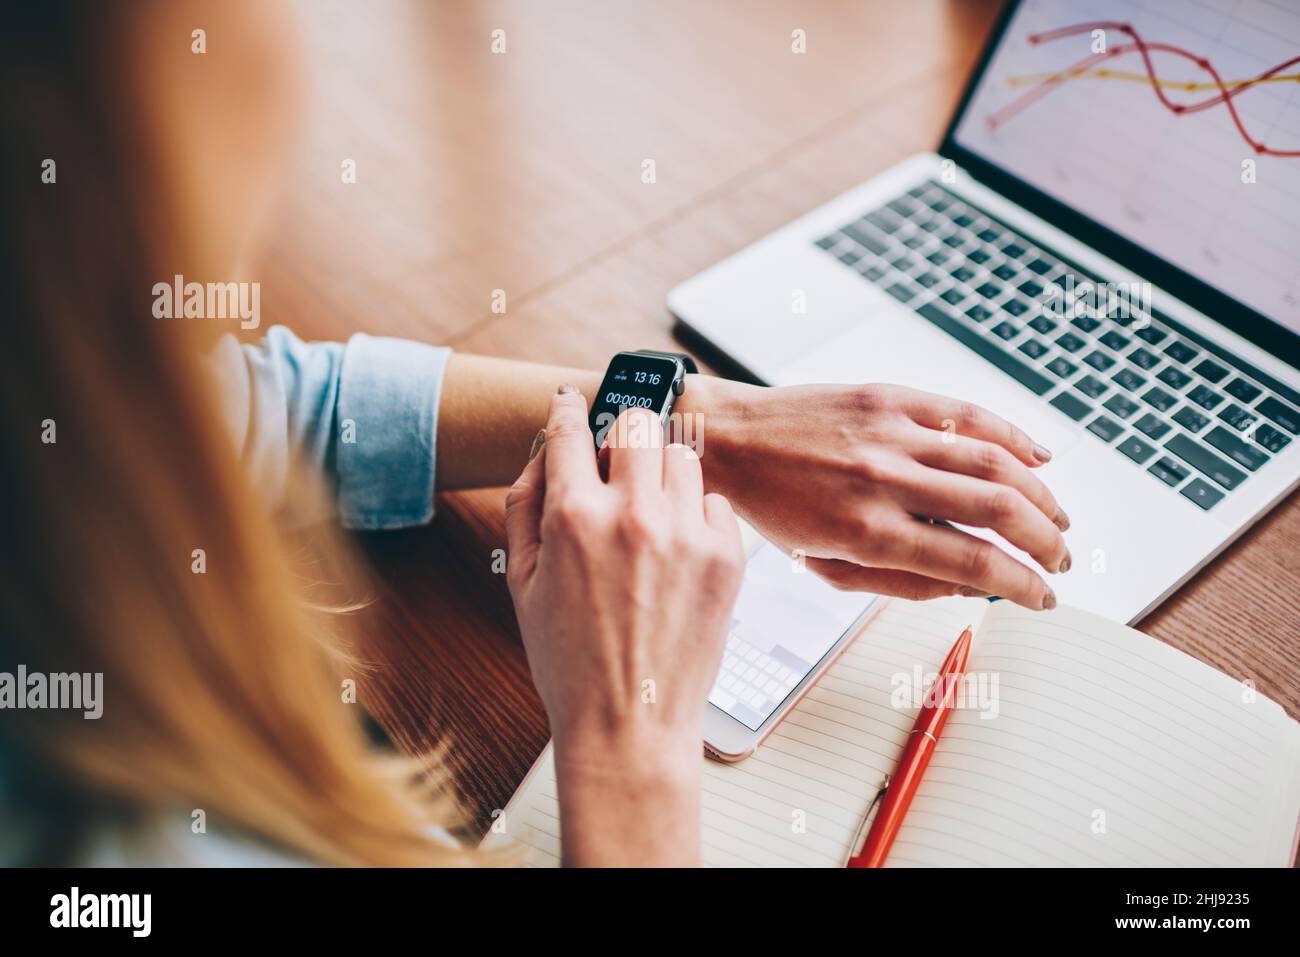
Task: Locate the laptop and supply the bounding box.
[668,0,1300,624]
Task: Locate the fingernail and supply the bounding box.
[557,383,579,395]
[1058,550,1071,574]
[1032,443,1053,464]
[1042,587,1057,611]
[1053,507,1070,531]
[957,586,991,598]
[528,428,547,461]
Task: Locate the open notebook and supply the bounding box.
[482,596,1300,866]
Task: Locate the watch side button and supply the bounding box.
[673,378,685,395]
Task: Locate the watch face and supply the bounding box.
[588,353,680,449]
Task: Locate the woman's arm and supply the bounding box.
[504,389,744,866]
[438,353,1071,610]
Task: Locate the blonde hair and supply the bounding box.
[0,5,473,866]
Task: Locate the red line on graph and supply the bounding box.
[985,21,1300,157]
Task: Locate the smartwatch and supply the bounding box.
[588,349,698,449]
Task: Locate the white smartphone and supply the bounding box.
[702,537,882,761]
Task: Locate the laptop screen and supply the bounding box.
[952,0,1300,339]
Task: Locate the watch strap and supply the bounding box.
[633,349,698,374]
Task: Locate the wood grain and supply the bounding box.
[270,0,1300,839]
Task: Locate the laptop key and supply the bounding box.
[1193,358,1229,383]
[916,272,942,288]
[991,321,1019,341]
[816,235,838,250]
[1257,396,1300,434]
[1003,298,1029,317]
[1204,426,1268,471]
[1156,366,1192,391]
[950,265,977,283]
[1103,394,1140,419]
[1019,338,1049,359]
[1028,315,1057,334]
[1171,406,1209,433]
[1134,413,1171,441]
[1217,403,1256,431]
[1163,341,1199,364]
[1112,368,1146,392]
[1134,326,1167,345]
[1070,315,1102,334]
[1117,434,1156,464]
[843,223,890,256]
[1046,356,1076,378]
[976,281,1002,299]
[1129,348,1160,370]
[1086,415,1123,443]
[885,282,915,303]
[1018,279,1044,298]
[1141,387,1176,413]
[992,263,1018,281]
[1224,378,1262,403]
[1056,332,1086,353]
[1187,384,1223,410]
[968,247,992,264]
[926,250,950,265]
[1164,433,1246,490]
[1180,478,1224,511]
[939,288,966,306]
[1256,424,1292,453]
[1050,391,1092,422]
[1075,375,1109,399]
[966,304,993,322]
[977,228,1000,243]
[1026,257,1053,275]
[838,249,863,266]
[1083,350,1115,372]
[859,262,888,282]
[1148,456,1189,487]
[914,301,1054,396]
[1099,330,1130,351]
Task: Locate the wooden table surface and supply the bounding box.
[270,0,1300,835]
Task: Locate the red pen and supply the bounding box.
[847,625,973,868]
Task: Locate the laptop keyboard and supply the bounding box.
[814,181,1300,511]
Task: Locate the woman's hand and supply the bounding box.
[505,386,744,866]
[682,378,1070,610]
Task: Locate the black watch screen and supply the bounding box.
[588,352,682,449]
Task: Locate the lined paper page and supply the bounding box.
[482,596,986,866]
[483,599,1300,866]
[888,602,1300,867]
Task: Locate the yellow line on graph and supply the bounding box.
[1006,68,1300,92]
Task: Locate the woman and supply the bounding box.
[0,2,1068,866]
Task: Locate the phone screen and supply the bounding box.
[708,543,877,731]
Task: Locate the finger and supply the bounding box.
[913,433,1069,531]
[662,443,704,507]
[879,520,1054,610]
[504,439,546,580]
[898,466,1068,573]
[605,407,664,494]
[543,386,599,494]
[901,391,1050,467]
[804,557,966,600]
[703,492,742,547]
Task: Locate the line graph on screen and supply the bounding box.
[985,21,1300,158]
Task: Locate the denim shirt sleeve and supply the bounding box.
[207,326,452,529]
